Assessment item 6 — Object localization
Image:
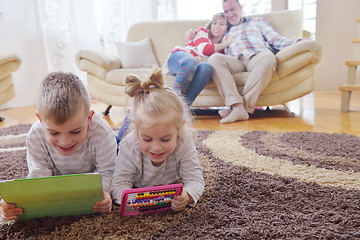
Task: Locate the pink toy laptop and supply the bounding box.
[119,184,183,216]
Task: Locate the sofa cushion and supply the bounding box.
[115,38,159,68]
[106,68,153,85]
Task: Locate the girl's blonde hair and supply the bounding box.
[125,68,192,134]
[36,72,90,125]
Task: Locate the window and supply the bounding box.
[288,0,317,38]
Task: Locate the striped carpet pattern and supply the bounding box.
[0,125,359,239]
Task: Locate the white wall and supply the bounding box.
[315,0,360,90]
[0,0,47,108]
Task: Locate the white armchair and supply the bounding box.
[0,53,21,121]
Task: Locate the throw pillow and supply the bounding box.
[115,37,159,68]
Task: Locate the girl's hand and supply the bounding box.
[225,35,235,45]
[0,199,23,221]
[185,29,197,41]
[93,191,112,213]
[171,190,193,212]
[194,56,203,63]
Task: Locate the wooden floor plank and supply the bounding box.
[1,91,360,136]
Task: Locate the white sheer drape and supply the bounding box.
[36,0,78,73]
[36,0,161,73]
[101,0,127,55]
[36,0,101,80]
[101,0,161,55]
[158,0,177,20]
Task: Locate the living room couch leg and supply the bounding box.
[282,104,295,117]
[103,105,112,115]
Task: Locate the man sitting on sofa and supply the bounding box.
[204,0,306,123]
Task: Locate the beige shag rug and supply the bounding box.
[0,125,359,240]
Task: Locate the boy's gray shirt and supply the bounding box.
[26,112,117,192]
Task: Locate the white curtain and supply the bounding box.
[101,0,160,55]
[36,0,101,79]
[101,0,127,55]
[158,0,177,20]
[36,0,78,73]
[36,0,161,73]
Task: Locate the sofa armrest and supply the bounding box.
[276,40,322,78]
[0,53,21,79]
[76,50,121,80]
[302,30,312,39]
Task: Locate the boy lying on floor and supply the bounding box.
[0,72,117,220]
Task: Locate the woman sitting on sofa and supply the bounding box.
[167,12,233,105]
[116,13,233,143]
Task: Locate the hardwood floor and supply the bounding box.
[1,91,360,136]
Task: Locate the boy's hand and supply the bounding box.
[0,199,23,221]
[93,191,112,213]
[171,190,193,212]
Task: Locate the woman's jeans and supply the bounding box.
[168,50,212,105]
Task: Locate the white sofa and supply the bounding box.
[0,53,21,120]
[76,10,322,114]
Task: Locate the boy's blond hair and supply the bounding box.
[36,72,90,125]
[125,68,192,135]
